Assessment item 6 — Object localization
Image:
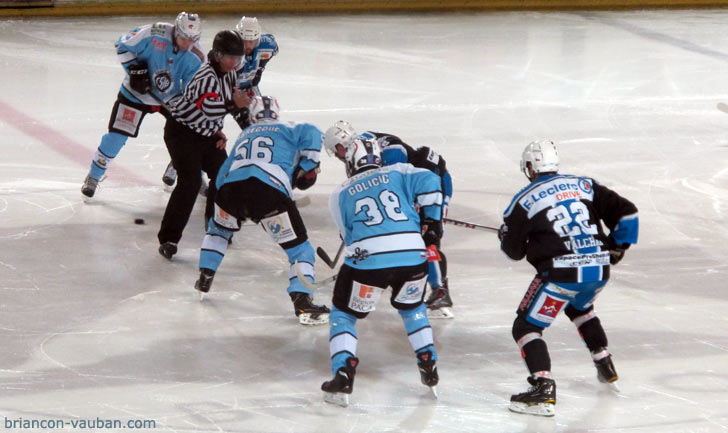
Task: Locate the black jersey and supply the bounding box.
[501,173,638,283]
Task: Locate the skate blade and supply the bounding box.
[323,391,349,407]
[163,185,175,193]
[197,291,205,301]
[428,385,438,399]
[81,195,94,203]
[606,381,621,393]
[508,401,555,417]
[298,312,330,326]
[427,307,454,319]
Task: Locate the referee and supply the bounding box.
[158,30,251,259]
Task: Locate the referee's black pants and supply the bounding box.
[158,119,227,245]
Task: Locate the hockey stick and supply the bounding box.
[718,102,728,114]
[317,241,344,269]
[295,261,337,289]
[443,217,499,233]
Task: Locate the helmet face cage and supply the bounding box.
[175,12,201,42]
[236,16,261,43]
[249,96,280,124]
[323,120,357,157]
[345,138,382,177]
[521,140,559,179]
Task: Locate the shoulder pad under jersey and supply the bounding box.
[149,22,173,40]
[257,34,279,60]
[118,24,154,47]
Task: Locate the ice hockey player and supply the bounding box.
[321,137,444,407]
[82,12,204,199]
[162,16,278,187]
[193,96,330,326]
[500,140,639,416]
[323,120,455,319]
[157,30,250,260]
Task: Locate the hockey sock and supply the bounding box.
[573,312,608,353]
[517,333,551,374]
[89,132,127,179]
[284,241,315,295]
[427,250,447,288]
[329,306,358,375]
[399,304,437,362]
[198,219,232,272]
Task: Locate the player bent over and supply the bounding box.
[194,96,329,325]
[82,12,203,199]
[323,121,455,319]
[322,138,444,407]
[500,140,639,416]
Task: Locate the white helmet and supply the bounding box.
[345,137,382,177]
[249,96,280,124]
[175,12,201,42]
[236,16,261,42]
[323,120,357,157]
[521,140,559,180]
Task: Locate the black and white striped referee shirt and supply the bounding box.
[168,62,237,137]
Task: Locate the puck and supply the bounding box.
[134,218,145,225]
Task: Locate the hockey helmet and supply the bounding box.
[521,140,559,180]
[249,96,280,124]
[212,30,245,57]
[236,16,262,41]
[323,120,357,158]
[174,12,201,42]
[345,137,382,177]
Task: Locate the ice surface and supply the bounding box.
[1,10,727,432]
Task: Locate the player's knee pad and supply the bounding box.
[565,304,594,321]
[566,305,607,352]
[391,273,428,311]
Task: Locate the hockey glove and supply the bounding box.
[128,63,151,94]
[293,167,318,190]
[606,235,630,265]
[421,218,443,246]
[498,223,507,242]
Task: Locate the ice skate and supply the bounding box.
[194,269,215,299]
[158,242,178,260]
[81,175,99,200]
[321,357,358,407]
[290,292,330,325]
[594,352,620,392]
[425,282,454,319]
[416,350,439,398]
[509,376,556,417]
[162,161,176,190]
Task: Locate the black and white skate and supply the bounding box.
[321,357,358,407]
[81,175,99,199]
[509,376,556,417]
[158,242,178,260]
[194,269,215,300]
[162,162,176,188]
[425,281,454,319]
[290,292,330,325]
[594,353,620,392]
[417,350,439,398]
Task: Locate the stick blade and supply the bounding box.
[717,102,728,114]
[316,247,335,268]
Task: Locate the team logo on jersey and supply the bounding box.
[578,178,593,194]
[151,39,168,51]
[122,108,136,123]
[153,70,172,93]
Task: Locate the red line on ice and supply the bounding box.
[0,100,153,186]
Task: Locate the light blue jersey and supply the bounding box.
[216,120,322,197]
[330,163,443,270]
[236,34,278,92]
[116,23,203,106]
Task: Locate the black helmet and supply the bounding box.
[212,30,245,57]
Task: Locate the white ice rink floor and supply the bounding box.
[1,9,728,433]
